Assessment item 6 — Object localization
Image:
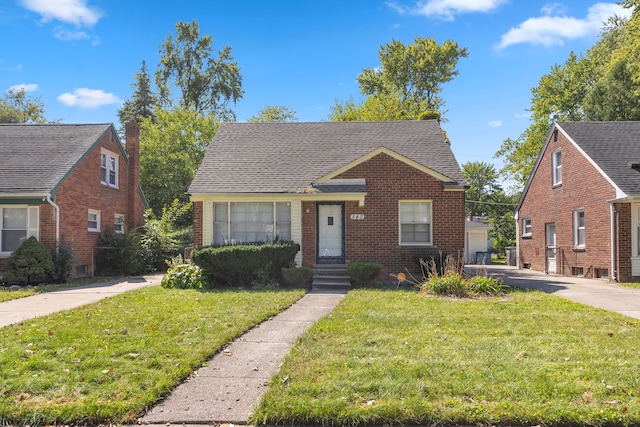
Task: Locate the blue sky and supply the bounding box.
[0,1,633,174]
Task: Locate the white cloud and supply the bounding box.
[20,0,102,27]
[387,0,508,21]
[515,112,530,119]
[8,83,39,93]
[57,88,121,108]
[54,27,90,41]
[497,3,633,50]
[488,120,503,127]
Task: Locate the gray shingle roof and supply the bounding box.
[558,121,640,196]
[0,123,112,195]
[189,121,466,194]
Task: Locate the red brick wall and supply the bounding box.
[300,153,465,280]
[518,128,617,280]
[615,202,633,282]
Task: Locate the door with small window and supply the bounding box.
[317,203,344,264]
[546,222,557,273]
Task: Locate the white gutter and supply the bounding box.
[46,195,60,247]
[610,203,617,282]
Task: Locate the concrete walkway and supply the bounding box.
[0,274,164,327]
[140,290,346,425]
[467,264,640,320]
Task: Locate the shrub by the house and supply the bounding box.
[5,236,54,285]
[281,266,313,287]
[161,264,204,289]
[48,241,75,283]
[191,241,299,288]
[348,262,382,288]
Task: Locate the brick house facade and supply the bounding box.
[190,121,467,281]
[516,122,640,282]
[0,120,146,278]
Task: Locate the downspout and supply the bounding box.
[46,195,60,248]
[610,203,617,282]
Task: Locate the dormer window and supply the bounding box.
[101,150,118,188]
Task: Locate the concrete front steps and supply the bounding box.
[311,264,351,291]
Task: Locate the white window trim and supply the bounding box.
[573,209,585,248]
[114,214,125,234]
[552,149,562,186]
[88,209,101,232]
[398,200,433,246]
[0,206,39,256]
[100,149,119,189]
[522,218,532,237]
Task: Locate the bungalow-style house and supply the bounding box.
[0,120,147,277]
[516,121,640,282]
[189,120,467,282]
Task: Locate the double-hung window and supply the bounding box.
[101,151,118,188]
[1,206,39,254]
[552,150,562,186]
[88,210,101,232]
[574,210,585,248]
[114,214,125,234]
[213,202,291,245]
[522,218,532,237]
[399,201,432,245]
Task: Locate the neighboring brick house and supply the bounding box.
[189,121,467,282]
[0,120,147,277]
[516,121,640,282]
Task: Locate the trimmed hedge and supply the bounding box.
[349,262,382,288]
[191,241,300,288]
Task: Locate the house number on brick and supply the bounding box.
[350,214,365,220]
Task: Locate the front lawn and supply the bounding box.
[0,286,304,426]
[0,276,122,303]
[253,289,640,426]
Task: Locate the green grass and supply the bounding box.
[0,276,122,303]
[252,289,640,426]
[491,255,507,265]
[0,286,304,426]
[619,282,640,290]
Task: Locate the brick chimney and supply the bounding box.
[125,118,142,230]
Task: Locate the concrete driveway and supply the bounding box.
[466,264,640,320]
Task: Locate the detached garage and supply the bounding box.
[465,220,492,264]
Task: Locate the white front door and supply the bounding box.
[546,222,557,273]
[317,204,344,263]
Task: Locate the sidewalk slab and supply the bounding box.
[0,274,163,327]
[141,291,346,425]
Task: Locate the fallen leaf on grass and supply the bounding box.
[604,400,620,405]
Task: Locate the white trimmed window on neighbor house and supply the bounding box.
[101,150,118,188]
[0,206,39,254]
[399,200,432,245]
[114,214,125,234]
[522,218,532,237]
[574,209,585,248]
[88,210,101,232]
[552,150,562,186]
[213,202,291,245]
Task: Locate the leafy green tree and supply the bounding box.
[462,161,505,219]
[0,88,48,123]
[248,105,298,122]
[156,19,243,120]
[342,36,468,121]
[329,92,428,122]
[139,107,219,214]
[118,60,158,131]
[496,12,640,188]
